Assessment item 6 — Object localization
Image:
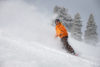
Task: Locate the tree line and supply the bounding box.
[53,6,98,45]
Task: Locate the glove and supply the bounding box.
[55,34,58,37]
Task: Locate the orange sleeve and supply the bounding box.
[56,27,61,37]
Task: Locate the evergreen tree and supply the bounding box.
[71,13,82,41]
[84,14,98,45]
[53,6,73,31]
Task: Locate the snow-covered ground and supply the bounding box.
[0,0,100,67]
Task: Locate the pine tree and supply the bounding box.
[53,6,73,31]
[84,14,98,45]
[71,13,82,41]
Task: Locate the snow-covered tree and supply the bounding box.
[84,14,98,45]
[53,6,73,31]
[71,13,82,41]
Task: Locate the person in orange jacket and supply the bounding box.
[55,19,76,55]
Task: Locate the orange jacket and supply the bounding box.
[55,23,68,38]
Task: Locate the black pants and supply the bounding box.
[61,36,75,54]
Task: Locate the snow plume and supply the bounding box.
[0,0,56,46]
[1,0,65,50]
[0,0,63,57]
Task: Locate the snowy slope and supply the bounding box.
[0,0,100,67]
[0,35,100,67]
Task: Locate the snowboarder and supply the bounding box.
[55,19,76,55]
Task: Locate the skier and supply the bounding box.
[55,19,77,55]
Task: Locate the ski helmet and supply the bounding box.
[55,19,60,24]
